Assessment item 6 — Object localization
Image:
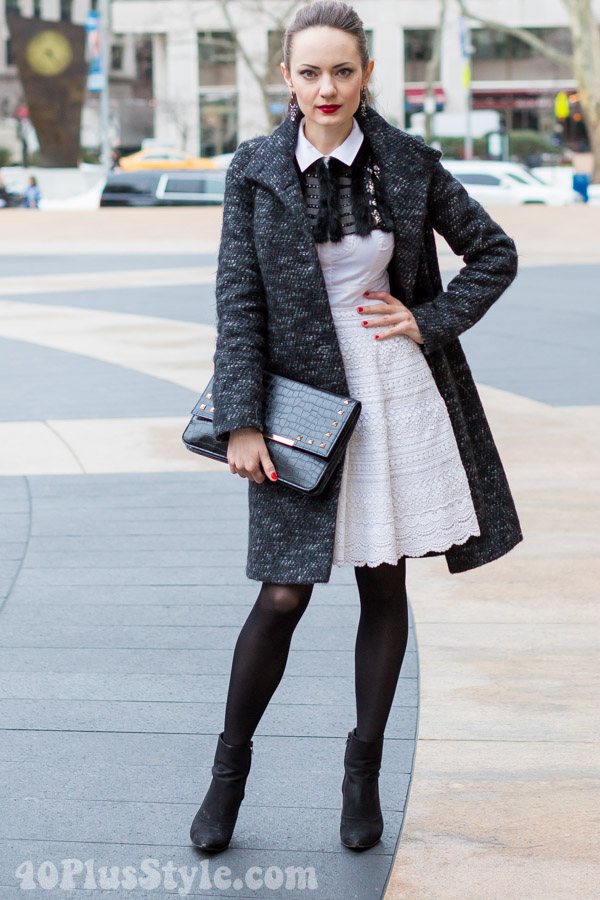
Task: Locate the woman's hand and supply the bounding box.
[357,291,424,344]
[227,427,278,483]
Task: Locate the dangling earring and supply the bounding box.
[360,87,367,116]
[289,90,299,122]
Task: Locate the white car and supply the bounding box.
[442,159,582,206]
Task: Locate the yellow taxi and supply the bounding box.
[118,147,217,171]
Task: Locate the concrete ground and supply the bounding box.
[0,205,598,898]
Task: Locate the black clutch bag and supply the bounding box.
[182,370,361,495]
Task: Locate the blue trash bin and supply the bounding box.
[572,173,590,202]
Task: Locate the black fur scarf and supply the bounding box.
[298,135,395,244]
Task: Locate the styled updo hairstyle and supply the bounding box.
[282,0,374,118]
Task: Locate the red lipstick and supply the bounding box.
[318,105,341,114]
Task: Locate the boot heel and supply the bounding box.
[190,732,253,851]
[340,727,384,850]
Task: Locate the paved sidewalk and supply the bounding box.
[0,207,598,898]
[0,472,417,898]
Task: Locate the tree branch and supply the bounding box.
[456,0,575,72]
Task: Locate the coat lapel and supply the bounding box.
[244,106,442,305]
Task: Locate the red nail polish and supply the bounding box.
[357,306,363,313]
[364,291,370,296]
[362,320,368,325]
[374,334,379,339]
[271,473,277,480]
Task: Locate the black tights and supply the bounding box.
[222,558,409,747]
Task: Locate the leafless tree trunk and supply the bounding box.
[218,0,303,130]
[457,0,600,182]
[424,0,447,144]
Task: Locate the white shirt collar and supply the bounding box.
[295,116,364,172]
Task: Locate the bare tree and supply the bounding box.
[457,0,600,182]
[217,0,303,129]
[424,0,448,144]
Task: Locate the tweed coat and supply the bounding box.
[211,104,523,584]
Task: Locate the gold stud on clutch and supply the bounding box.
[325,432,332,437]
[199,404,207,410]
[344,399,350,404]
[332,421,338,426]
[308,439,314,444]
[206,393,212,399]
[320,442,326,448]
[210,407,215,412]
[296,435,303,441]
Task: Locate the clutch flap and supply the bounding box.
[190,371,360,460]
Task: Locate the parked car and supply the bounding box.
[442,159,583,206]
[118,147,217,171]
[0,178,24,208]
[100,169,226,207]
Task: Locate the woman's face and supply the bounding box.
[282,26,373,129]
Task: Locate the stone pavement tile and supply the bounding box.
[0,729,415,777]
[405,556,599,625]
[0,253,211,278]
[0,622,414,652]
[0,471,418,898]
[0,698,417,739]
[0,337,199,422]
[0,646,418,678]
[0,796,405,854]
[385,378,598,898]
[0,301,216,402]
[0,742,411,815]
[0,672,418,707]
[0,841,388,898]
[0,601,400,630]
[0,732,414,798]
[386,741,600,900]
[5,582,361,606]
[415,625,597,742]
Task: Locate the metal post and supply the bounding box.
[98,0,111,169]
[459,14,473,161]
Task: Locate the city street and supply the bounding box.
[0,205,598,898]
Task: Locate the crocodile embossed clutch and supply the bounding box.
[182,370,362,494]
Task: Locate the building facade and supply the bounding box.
[1,0,597,158]
[0,0,153,157]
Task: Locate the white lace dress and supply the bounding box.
[317,228,481,567]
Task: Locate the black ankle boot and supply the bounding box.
[190,732,253,851]
[340,727,384,850]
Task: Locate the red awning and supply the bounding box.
[405,87,446,103]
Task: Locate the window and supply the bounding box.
[198,32,236,86]
[6,0,20,12]
[5,39,14,66]
[145,151,187,161]
[199,94,238,156]
[33,0,42,17]
[111,43,124,72]
[163,177,206,194]
[471,28,572,61]
[60,0,72,22]
[507,172,529,185]
[455,173,502,186]
[404,29,438,82]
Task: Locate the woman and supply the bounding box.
[23,176,41,209]
[190,0,522,853]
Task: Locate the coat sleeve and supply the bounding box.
[211,138,268,443]
[410,160,519,354]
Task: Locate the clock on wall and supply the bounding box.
[25,28,74,77]
[6,12,87,166]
